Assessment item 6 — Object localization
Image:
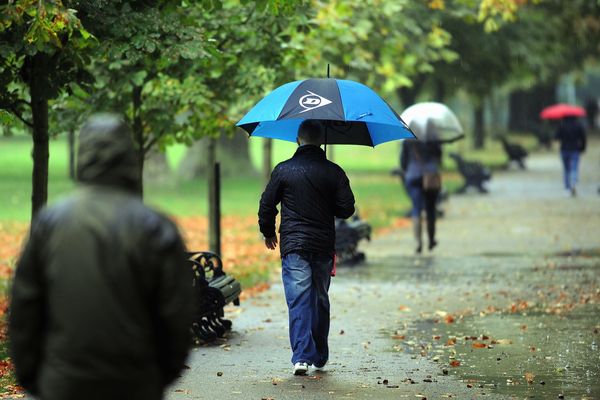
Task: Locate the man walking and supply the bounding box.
[555,116,586,196]
[9,114,194,400]
[258,120,355,375]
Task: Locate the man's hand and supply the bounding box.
[264,236,278,250]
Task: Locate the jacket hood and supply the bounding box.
[76,114,140,191]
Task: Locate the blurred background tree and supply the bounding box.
[2,0,600,217]
[0,0,94,217]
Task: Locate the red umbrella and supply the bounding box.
[540,104,586,120]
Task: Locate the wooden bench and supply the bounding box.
[500,137,528,169]
[186,251,241,342]
[335,214,371,265]
[449,153,491,194]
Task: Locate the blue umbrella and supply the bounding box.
[236,78,415,146]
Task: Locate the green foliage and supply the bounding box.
[0,0,95,123]
[288,0,458,97]
[0,110,14,125]
[73,1,212,154]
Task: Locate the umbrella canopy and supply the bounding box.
[236,78,414,146]
[540,104,586,120]
[400,102,464,142]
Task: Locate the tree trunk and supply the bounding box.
[397,87,418,109]
[132,85,144,197]
[396,74,426,108]
[207,138,221,255]
[473,103,485,149]
[262,138,272,187]
[434,78,446,103]
[68,129,76,180]
[143,149,170,184]
[508,82,556,133]
[217,130,257,176]
[178,130,257,179]
[30,54,49,219]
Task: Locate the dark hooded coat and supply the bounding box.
[9,115,194,400]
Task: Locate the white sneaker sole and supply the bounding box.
[293,366,308,375]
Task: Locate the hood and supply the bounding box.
[76,113,140,192]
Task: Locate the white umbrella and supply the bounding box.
[400,102,464,142]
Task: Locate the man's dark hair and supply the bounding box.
[297,120,325,145]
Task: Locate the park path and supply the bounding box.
[169,141,600,400]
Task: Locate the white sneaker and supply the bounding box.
[293,362,308,375]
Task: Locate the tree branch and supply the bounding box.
[9,107,33,128]
[15,99,32,107]
[143,131,162,155]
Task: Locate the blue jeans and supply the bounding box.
[281,252,333,366]
[406,177,438,219]
[560,150,580,189]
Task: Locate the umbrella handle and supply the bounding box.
[324,121,328,158]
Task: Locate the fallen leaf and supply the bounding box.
[449,360,461,367]
[525,372,535,384]
[490,339,512,345]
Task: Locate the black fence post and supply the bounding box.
[208,139,221,256]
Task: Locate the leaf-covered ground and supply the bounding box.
[0,214,410,397]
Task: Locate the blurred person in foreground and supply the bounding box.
[258,120,355,376]
[9,114,194,400]
[555,116,586,197]
[400,120,442,254]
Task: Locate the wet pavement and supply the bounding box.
[168,142,600,400]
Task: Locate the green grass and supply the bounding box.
[0,136,75,221]
[440,133,539,171]
[0,135,410,224]
[156,139,413,229]
[1,132,537,223]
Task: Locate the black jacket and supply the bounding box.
[9,117,193,400]
[555,118,586,152]
[259,145,355,257]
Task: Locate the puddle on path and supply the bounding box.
[390,306,600,399]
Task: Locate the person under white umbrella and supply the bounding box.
[398,102,464,253]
